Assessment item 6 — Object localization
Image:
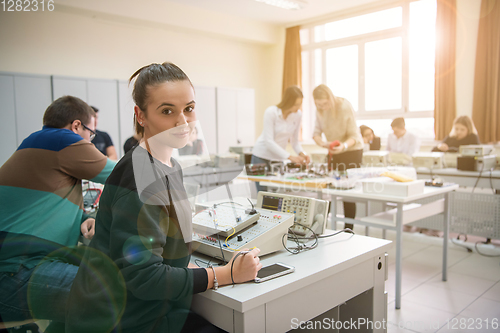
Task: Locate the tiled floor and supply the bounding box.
[351,226,500,333]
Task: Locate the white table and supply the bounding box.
[322,184,459,310]
[192,232,392,333]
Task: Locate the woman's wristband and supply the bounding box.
[208,265,218,290]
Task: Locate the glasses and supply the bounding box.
[82,123,97,140]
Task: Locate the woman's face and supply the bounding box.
[314,98,331,112]
[454,123,468,140]
[137,80,196,149]
[362,129,374,144]
[289,98,303,113]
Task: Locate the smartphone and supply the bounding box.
[254,262,294,283]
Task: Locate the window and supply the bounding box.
[301,0,437,142]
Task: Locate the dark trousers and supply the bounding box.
[328,149,363,230]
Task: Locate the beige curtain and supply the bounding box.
[434,0,457,140]
[282,26,302,94]
[472,0,500,143]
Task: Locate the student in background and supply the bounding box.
[91,106,118,160]
[432,116,480,152]
[178,126,204,155]
[360,125,380,150]
[66,62,261,333]
[251,85,310,192]
[312,84,363,230]
[0,96,116,331]
[387,117,420,155]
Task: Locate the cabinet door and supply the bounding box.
[52,76,87,102]
[0,75,17,166]
[216,88,238,154]
[118,80,135,157]
[194,86,217,155]
[87,79,120,156]
[236,88,255,147]
[14,75,52,147]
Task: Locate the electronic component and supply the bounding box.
[412,152,444,169]
[459,145,494,157]
[245,163,267,175]
[192,205,260,237]
[362,151,389,167]
[457,155,497,171]
[214,153,240,168]
[193,207,294,258]
[256,192,329,238]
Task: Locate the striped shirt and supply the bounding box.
[0,126,116,272]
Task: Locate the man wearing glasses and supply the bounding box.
[0,95,116,331]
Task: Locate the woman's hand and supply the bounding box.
[437,143,449,152]
[81,218,95,239]
[228,248,262,284]
[289,155,306,165]
[328,145,345,155]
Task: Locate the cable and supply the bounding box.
[282,225,355,254]
[230,251,248,285]
[472,162,484,193]
[489,169,495,194]
[474,240,500,257]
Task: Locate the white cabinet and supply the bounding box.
[118,80,135,156]
[87,79,121,156]
[0,73,52,166]
[0,71,256,164]
[53,76,121,156]
[0,75,17,166]
[52,76,87,102]
[193,86,217,155]
[216,87,255,154]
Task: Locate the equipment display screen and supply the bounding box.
[261,196,282,211]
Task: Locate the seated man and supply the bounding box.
[0,96,116,330]
[386,117,420,156]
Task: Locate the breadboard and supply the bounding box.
[192,204,260,237]
[193,208,294,258]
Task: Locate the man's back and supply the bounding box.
[0,126,115,272]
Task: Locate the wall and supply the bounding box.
[0,0,285,144]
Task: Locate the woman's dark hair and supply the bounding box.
[43,95,95,129]
[129,62,193,136]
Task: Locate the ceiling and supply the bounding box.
[164,0,383,25]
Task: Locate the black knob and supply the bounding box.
[237,235,243,242]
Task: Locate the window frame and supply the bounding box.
[300,0,436,143]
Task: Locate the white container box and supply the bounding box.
[361,178,425,197]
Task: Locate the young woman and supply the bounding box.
[312,84,363,230]
[66,62,261,333]
[250,85,310,191]
[432,116,480,152]
[359,125,381,150]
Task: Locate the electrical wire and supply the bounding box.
[472,162,484,193]
[474,240,500,257]
[489,169,495,194]
[282,224,355,254]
